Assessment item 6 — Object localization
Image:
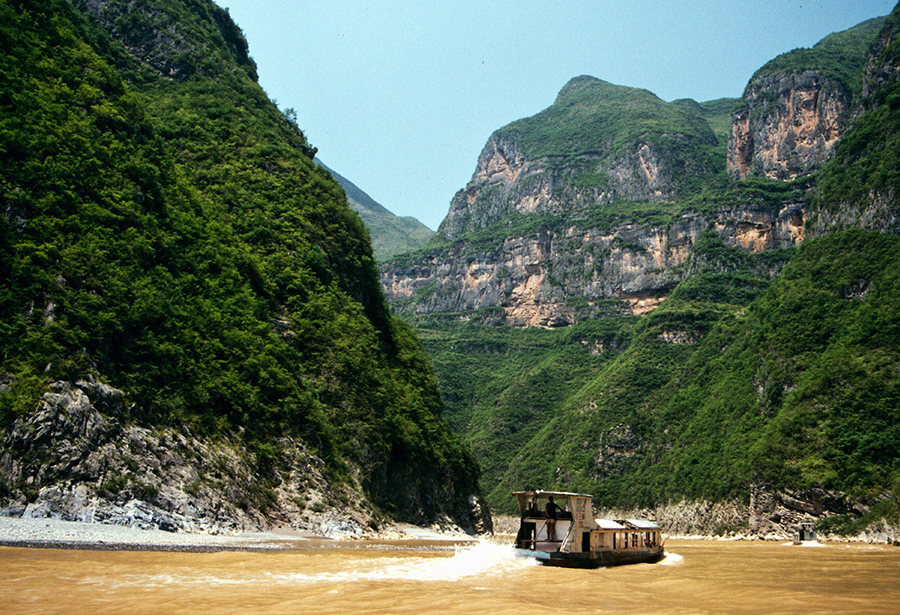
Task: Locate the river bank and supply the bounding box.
[0,515,477,553]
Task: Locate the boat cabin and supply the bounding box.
[513,490,663,559]
[794,522,817,543]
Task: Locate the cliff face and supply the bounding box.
[727,16,887,182]
[805,9,900,236]
[387,76,743,324]
[439,77,719,241]
[384,200,805,325]
[727,71,850,180]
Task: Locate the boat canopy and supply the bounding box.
[511,490,592,499]
[595,519,627,530]
[622,519,660,529]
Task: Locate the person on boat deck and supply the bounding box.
[545,496,562,541]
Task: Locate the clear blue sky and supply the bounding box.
[219,1,896,230]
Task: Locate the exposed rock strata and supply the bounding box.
[0,379,491,536]
[727,71,850,180]
[440,136,712,242]
[382,201,805,326]
[599,483,898,542]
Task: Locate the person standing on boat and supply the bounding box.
[545,496,562,541]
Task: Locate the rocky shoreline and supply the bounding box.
[0,515,478,553]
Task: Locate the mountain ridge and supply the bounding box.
[315,159,435,261]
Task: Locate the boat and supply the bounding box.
[792,522,817,545]
[512,490,665,568]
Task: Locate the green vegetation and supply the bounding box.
[316,160,434,261]
[750,17,886,99]
[0,0,479,522]
[380,10,900,530]
[500,76,717,163]
[421,231,899,516]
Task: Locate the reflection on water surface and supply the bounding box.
[2,539,899,614]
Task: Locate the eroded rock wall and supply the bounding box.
[0,379,491,536]
[727,70,851,180]
[440,131,707,242]
[383,201,805,326]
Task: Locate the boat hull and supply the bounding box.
[514,546,665,569]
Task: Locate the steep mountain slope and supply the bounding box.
[0,0,488,534]
[315,159,435,261]
[438,76,721,241]
[384,8,900,537]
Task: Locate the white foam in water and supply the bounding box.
[351,540,538,582]
[782,540,826,548]
[80,540,538,589]
[659,550,684,566]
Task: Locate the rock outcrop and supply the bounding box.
[383,200,805,326]
[598,483,898,542]
[382,75,808,326]
[0,379,492,536]
[438,76,719,241]
[727,70,851,181]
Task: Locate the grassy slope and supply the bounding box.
[0,0,478,522]
[497,76,716,161]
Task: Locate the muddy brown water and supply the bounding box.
[1,539,898,613]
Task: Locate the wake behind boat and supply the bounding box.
[512,490,664,568]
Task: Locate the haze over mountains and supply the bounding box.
[315,159,434,261]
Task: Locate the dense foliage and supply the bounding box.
[811,11,900,223]
[0,0,480,522]
[750,16,886,99]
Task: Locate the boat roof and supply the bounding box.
[512,490,593,499]
[622,519,660,529]
[596,519,627,530]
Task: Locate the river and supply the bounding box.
[2,539,898,613]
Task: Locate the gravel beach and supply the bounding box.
[0,516,478,552]
[0,516,308,552]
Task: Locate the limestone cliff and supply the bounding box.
[727,70,850,180]
[383,199,805,325]
[439,77,720,241]
[727,17,886,181]
[384,77,747,324]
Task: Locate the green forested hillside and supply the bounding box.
[0,0,481,527]
[751,16,886,99]
[503,231,899,506]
